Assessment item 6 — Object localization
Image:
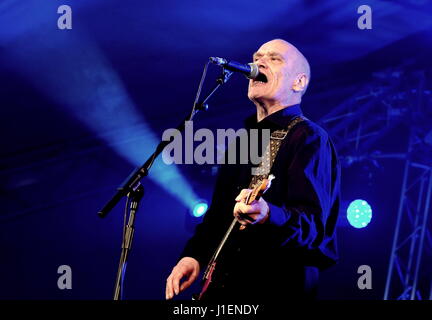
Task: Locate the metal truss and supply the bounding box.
[383,151,432,300]
[318,68,432,300]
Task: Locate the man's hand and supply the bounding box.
[165,257,200,300]
[233,189,270,225]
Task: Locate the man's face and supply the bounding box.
[248,40,295,104]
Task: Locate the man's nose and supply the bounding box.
[255,58,268,70]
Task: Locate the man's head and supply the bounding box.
[248,39,310,108]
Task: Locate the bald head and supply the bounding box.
[269,39,310,92]
[258,39,310,93]
[248,39,311,115]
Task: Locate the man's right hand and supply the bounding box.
[165,257,200,300]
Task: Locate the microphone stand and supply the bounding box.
[98,65,233,300]
[113,184,144,300]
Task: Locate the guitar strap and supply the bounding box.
[249,115,307,189]
[194,115,308,300]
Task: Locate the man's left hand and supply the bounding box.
[233,189,270,225]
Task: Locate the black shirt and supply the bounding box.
[181,104,341,300]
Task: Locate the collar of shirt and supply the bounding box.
[244,104,303,130]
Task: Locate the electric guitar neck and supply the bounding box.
[195,175,274,300]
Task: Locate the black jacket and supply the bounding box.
[181,105,341,300]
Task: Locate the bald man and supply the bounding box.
[166,39,340,301]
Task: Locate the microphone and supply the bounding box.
[209,57,259,79]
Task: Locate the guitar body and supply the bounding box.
[194,175,274,300]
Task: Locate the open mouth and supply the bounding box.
[252,72,268,85]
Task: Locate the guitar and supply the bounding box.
[194,174,275,300]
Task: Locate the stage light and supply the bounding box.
[347,199,372,228]
[192,201,208,218]
[5,29,200,211]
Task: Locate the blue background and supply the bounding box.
[0,0,431,300]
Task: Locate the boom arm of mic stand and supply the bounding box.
[97,67,232,218]
[98,116,187,218]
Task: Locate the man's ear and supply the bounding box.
[292,73,308,93]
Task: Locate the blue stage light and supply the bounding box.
[347,199,372,228]
[192,201,208,217]
[4,28,199,210]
